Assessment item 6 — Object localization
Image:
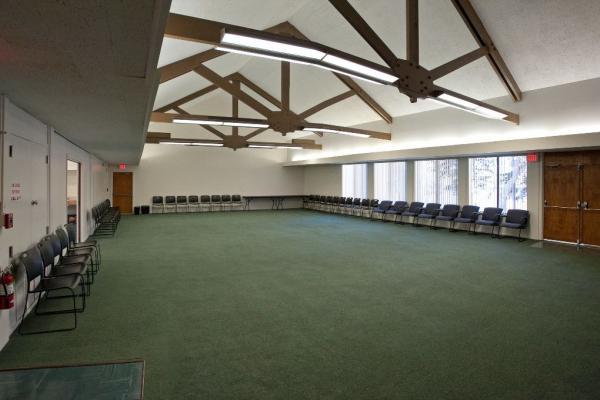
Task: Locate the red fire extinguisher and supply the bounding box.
[0,272,15,310]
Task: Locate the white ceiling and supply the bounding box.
[0,0,170,164]
[4,0,599,163]
[156,0,600,130]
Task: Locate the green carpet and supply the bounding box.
[1,210,599,399]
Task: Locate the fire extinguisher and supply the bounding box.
[0,272,15,310]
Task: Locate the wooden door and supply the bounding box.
[581,161,600,246]
[112,172,133,214]
[543,153,581,243]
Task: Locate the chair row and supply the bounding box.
[11,223,101,335]
[151,195,244,213]
[91,199,120,237]
[304,195,529,241]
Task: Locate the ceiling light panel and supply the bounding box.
[221,32,326,60]
[322,54,398,83]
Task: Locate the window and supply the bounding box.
[469,155,527,210]
[415,159,458,204]
[374,161,407,200]
[342,164,367,198]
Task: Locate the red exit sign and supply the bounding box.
[119,163,127,170]
[527,153,538,163]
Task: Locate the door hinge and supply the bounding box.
[45,155,49,164]
[9,145,13,157]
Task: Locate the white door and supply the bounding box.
[29,142,49,239]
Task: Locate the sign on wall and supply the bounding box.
[9,183,21,201]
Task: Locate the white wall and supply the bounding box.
[122,143,305,210]
[0,97,109,349]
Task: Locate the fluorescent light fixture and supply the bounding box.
[322,54,398,83]
[313,63,384,85]
[223,121,269,128]
[173,118,268,129]
[302,127,370,138]
[248,144,301,149]
[173,119,223,126]
[221,32,326,60]
[215,46,312,65]
[160,141,224,147]
[431,93,507,119]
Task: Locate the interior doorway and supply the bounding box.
[113,172,133,214]
[66,160,81,241]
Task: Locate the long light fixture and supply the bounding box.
[321,54,398,83]
[221,32,326,60]
[160,141,224,147]
[215,46,312,65]
[430,93,507,120]
[218,29,397,85]
[302,127,370,138]
[248,144,301,149]
[172,118,268,129]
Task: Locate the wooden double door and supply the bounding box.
[544,151,600,246]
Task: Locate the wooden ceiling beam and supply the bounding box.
[232,80,240,136]
[281,62,290,110]
[162,14,392,124]
[161,18,303,84]
[328,0,398,68]
[303,122,392,140]
[430,47,489,80]
[406,0,419,65]
[194,64,273,117]
[451,0,522,101]
[231,73,282,109]
[434,86,519,124]
[299,91,354,119]
[280,23,392,123]
[151,112,269,125]
[243,128,269,140]
[154,77,231,113]
[158,49,224,84]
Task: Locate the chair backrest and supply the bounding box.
[176,196,187,204]
[65,223,77,245]
[19,247,45,283]
[505,209,529,225]
[423,203,441,215]
[407,202,424,213]
[338,197,346,204]
[459,205,480,219]
[200,195,210,203]
[232,194,242,202]
[326,196,333,203]
[320,195,327,202]
[152,196,163,204]
[55,228,71,251]
[440,204,460,218]
[345,197,353,205]
[481,207,503,221]
[332,196,339,203]
[222,195,231,202]
[361,198,370,206]
[390,201,407,211]
[378,200,393,210]
[165,196,176,204]
[211,195,221,202]
[353,198,361,206]
[370,199,379,207]
[188,195,199,204]
[37,237,56,268]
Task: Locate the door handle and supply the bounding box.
[582,201,589,209]
[577,201,581,208]
[31,200,38,206]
